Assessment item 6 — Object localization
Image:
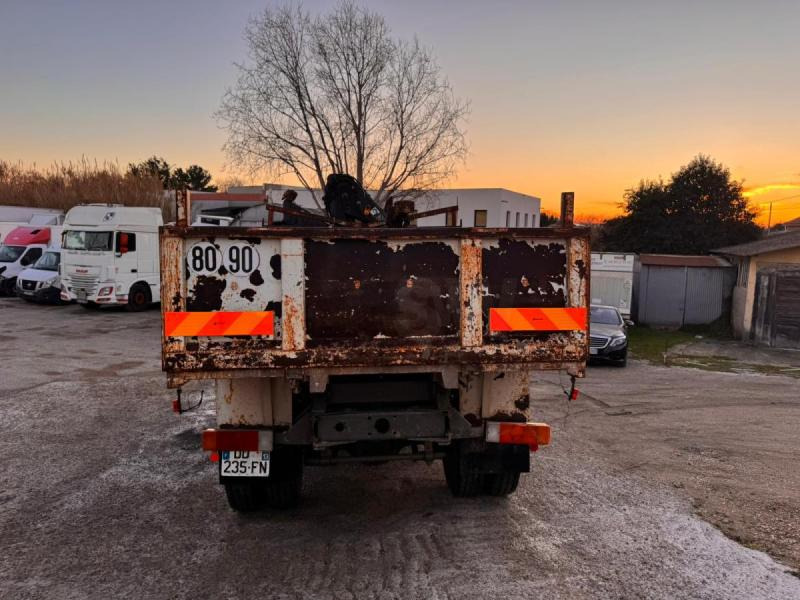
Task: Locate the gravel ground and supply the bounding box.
[1,298,799,599]
[536,355,800,571]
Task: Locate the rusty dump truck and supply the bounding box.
[160,191,589,511]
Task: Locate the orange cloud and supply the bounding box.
[742,183,800,198]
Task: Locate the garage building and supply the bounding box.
[715,231,800,349]
[634,254,736,327]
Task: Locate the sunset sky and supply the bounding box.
[1,0,799,224]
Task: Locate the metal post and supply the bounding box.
[176,189,188,227]
[560,192,574,228]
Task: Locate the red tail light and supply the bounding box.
[201,429,265,452]
[485,421,551,451]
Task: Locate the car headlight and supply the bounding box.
[609,335,627,348]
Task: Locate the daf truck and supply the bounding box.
[61,205,162,310]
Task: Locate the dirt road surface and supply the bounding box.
[1,298,798,599]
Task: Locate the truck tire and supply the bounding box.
[262,477,302,509]
[224,481,265,512]
[223,448,303,512]
[262,448,303,509]
[127,283,150,312]
[483,471,521,496]
[443,444,484,497]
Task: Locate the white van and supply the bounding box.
[16,246,63,304]
[61,205,163,310]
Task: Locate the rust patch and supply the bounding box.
[163,335,587,373]
[230,236,262,245]
[224,383,233,404]
[460,240,482,347]
[514,394,530,410]
[575,259,587,281]
[464,413,481,426]
[489,410,528,423]
[187,275,226,311]
[282,294,301,350]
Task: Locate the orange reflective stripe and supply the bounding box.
[489,307,587,332]
[164,311,275,337]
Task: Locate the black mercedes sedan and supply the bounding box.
[589,305,631,366]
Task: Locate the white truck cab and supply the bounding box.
[61,204,163,310]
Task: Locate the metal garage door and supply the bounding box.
[639,266,687,326]
[752,267,800,349]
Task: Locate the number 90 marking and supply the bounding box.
[224,243,258,275]
[187,242,260,277]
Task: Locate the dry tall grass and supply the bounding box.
[0,159,167,213]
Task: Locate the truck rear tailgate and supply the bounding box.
[160,227,589,386]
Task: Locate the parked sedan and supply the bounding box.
[589,305,630,366]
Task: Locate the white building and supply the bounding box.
[215,184,541,228]
[413,188,540,228]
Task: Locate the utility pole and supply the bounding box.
[767,202,772,231]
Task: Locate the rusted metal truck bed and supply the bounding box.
[160,226,590,387]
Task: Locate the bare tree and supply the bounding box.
[217,1,468,207]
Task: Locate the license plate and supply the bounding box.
[76,290,87,302]
[590,348,598,355]
[220,450,270,477]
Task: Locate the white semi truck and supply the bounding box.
[61,205,162,310]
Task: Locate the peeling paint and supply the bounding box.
[187,275,226,311]
[249,269,265,286]
[305,239,459,342]
[160,226,590,382]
